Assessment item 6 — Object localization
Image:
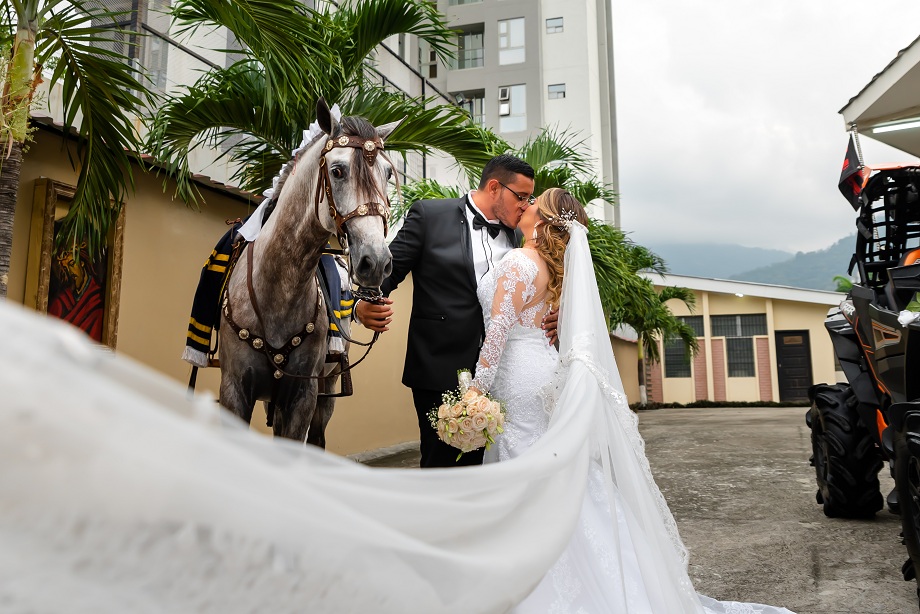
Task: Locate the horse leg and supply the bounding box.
[273,379,319,442]
[307,389,336,449]
[219,367,258,426]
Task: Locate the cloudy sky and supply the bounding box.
[611,0,920,252]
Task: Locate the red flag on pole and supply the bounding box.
[838,134,867,210]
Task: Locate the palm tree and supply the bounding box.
[0,0,154,297]
[148,0,503,203]
[392,127,699,405]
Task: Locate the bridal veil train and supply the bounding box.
[0,224,793,613]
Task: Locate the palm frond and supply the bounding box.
[35,1,155,256]
[330,0,456,76]
[517,127,594,176]
[344,88,507,178]
[391,178,460,227]
[168,0,332,112]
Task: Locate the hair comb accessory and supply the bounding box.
[550,207,578,232]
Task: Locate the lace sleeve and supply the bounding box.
[471,252,537,394]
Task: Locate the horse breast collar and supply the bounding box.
[315,134,392,244]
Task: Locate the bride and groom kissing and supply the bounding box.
[354,154,556,468]
[355,154,796,613]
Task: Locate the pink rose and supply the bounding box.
[468,397,490,415]
[447,418,459,434]
[437,404,449,420]
[459,416,474,433]
[449,402,464,419]
[471,413,488,431]
[462,389,478,402]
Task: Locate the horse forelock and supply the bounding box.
[332,116,388,204]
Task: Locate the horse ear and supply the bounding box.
[376,116,405,142]
[316,98,333,135]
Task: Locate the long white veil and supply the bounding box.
[0,225,792,613]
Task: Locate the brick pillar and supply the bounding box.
[693,345,708,401]
[756,337,773,402]
[649,359,664,404]
[711,338,726,402]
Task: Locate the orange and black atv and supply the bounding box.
[806,162,920,592]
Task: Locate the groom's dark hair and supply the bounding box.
[478,154,535,189]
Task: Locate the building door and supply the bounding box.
[775,330,813,402]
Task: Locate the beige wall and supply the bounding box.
[612,337,639,405]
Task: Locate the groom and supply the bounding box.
[355,154,536,468]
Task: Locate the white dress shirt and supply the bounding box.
[466,191,514,285]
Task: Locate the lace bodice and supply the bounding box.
[471,249,552,394]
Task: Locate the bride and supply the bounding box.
[0,192,798,612]
[469,187,794,614]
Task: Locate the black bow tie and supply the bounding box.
[467,202,515,244]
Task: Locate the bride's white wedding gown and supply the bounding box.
[0,224,798,613]
[472,238,794,614]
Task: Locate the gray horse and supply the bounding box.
[219,100,399,443]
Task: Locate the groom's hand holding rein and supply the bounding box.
[355,297,393,333]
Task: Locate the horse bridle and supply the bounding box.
[314,134,394,246]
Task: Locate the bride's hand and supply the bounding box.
[542,308,558,346]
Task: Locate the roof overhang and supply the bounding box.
[840,34,920,157]
[642,272,844,306]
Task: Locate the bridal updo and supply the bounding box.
[532,188,589,308]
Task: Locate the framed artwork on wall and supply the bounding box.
[23,178,124,348]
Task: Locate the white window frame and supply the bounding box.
[498,17,525,65]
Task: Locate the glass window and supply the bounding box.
[449,0,481,4]
[452,24,484,70]
[726,338,755,377]
[548,83,565,99]
[680,315,705,337]
[664,340,691,378]
[453,89,485,126]
[710,314,765,377]
[546,17,563,33]
[498,17,525,65]
[499,84,526,133]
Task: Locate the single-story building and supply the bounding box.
[642,273,844,404]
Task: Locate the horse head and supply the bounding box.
[315,99,401,289]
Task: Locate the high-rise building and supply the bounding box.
[422,0,620,224]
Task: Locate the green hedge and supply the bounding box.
[631,400,810,410]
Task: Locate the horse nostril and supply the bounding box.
[382,259,393,278]
[357,255,373,276]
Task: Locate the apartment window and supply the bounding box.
[663,316,703,378]
[449,0,481,4]
[711,314,766,377]
[452,24,484,70]
[498,84,526,133]
[548,83,566,99]
[498,17,525,65]
[418,41,438,78]
[546,17,564,33]
[454,89,485,126]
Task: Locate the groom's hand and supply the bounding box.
[355,297,394,333]
[542,308,558,346]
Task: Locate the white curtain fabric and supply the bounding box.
[0,226,793,613]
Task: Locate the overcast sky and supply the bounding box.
[611,0,920,252]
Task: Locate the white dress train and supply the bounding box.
[0,226,797,612]
[471,231,795,614]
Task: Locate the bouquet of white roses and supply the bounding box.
[428,370,505,457]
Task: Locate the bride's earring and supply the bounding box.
[532,223,540,242]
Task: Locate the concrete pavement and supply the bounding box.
[366,406,918,613]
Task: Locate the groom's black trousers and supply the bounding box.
[412,389,485,468]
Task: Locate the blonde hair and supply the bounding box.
[531,188,589,308]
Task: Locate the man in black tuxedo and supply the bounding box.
[355,154,536,468]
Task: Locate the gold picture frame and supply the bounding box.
[23,178,124,348]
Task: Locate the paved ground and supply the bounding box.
[366,406,919,613]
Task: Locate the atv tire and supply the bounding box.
[893,406,920,596]
[807,383,883,518]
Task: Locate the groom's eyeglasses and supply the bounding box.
[498,181,536,207]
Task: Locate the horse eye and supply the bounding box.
[331,167,344,179]
[385,166,393,180]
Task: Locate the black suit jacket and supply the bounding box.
[382,197,521,391]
